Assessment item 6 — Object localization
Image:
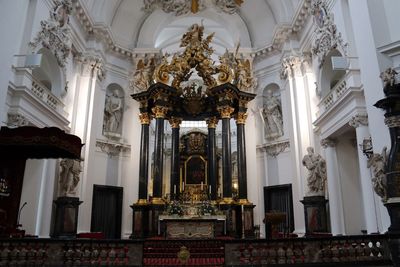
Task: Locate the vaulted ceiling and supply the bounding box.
[80,0,302,54]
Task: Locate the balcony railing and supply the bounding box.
[12,68,64,113]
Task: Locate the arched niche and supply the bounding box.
[103,83,125,139]
[320,49,346,98]
[32,48,64,98]
[261,83,284,141]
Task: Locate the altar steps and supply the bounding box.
[143,240,224,266]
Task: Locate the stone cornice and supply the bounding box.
[256,140,290,158]
[95,139,131,157]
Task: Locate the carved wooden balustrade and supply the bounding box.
[0,234,396,266]
[225,234,393,266]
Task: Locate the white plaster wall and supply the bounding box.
[336,135,365,235]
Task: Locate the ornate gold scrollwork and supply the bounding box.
[235,112,248,124]
[153,55,170,84]
[169,117,182,128]
[217,106,235,119]
[139,113,151,124]
[151,106,169,119]
[206,117,219,128]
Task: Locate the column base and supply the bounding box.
[130,203,149,239]
[51,197,82,239]
[237,199,252,205]
[236,203,255,238]
[300,196,329,236]
[221,197,234,204]
[151,197,165,205]
[136,199,148,205]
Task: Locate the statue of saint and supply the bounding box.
[262,90,284,140]
[59,159,81,196]
[302,147,327,196]
[367,147,387,200]
[104,91,123,134]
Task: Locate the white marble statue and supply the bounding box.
[59,159,81,196]
[104,90,123,134]
[261,90,284,140]
[367,147,387,200]
[302,147,327,196]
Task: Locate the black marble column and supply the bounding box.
[219,106,234,203]
[207,117,218,201]
[151,106,168,204]
[138,113,151,204]
[169,117,181,200]
[236,112,248,202]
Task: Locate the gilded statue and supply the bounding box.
[132,58,155,91]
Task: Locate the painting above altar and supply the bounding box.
[185,156,207,185]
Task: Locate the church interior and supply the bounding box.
[1,0,400,266]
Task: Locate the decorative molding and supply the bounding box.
[7,112,31,127]
[311,0,347,68]
[95,139,131,157]
[384,116,400,128]
[142,0,243,16]
[349,113,368,128]
[257,141,290,158]
[321,138,336,148]
[29,0,73,68]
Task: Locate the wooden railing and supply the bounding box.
[0,234,395,266]
[225,234,393,266]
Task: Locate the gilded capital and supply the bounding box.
[139,113,151,124]
[217,106,235,119]
[169,117,182,128]
[235,112,248,124]
[151,106,169,119]
[206,117,218,128]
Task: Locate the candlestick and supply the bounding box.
[209,185,211,195]
[201,182,203,191]
[174,185,176,194]
[182,182,185,191]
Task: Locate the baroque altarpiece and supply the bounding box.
[130,23,256,238]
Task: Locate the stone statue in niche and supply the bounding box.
[262,90,284,140]
[103,89,124,135]
[59,159,81,196]
[367,147,388,200]
[302,147,327,196]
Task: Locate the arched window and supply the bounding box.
[320,49,346,98]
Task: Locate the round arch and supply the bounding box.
[319,49,346,98]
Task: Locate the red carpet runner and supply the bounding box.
[143,239,224,266]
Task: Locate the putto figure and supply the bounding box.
[302,147,327,196]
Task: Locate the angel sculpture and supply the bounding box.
[132,58,155,91]
[380,68,398,87]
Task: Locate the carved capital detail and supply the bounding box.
[76,53,106,80]
[321,138,337,148]
[280,53,311,80]
[139,113,151,125]
[349,113,368,128]
[206,117,219,128]
[169,117,182,128]
[235,112,248,125]
[7,112,31,127]
[385,116,400,128]
[217,106,234,119]
[151,105,169,119]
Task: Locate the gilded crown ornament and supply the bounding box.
[139,23,256,94]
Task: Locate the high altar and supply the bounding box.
[130,23,256,239]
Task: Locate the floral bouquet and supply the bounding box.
[168,200,184,216]
[199,201,214,216]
